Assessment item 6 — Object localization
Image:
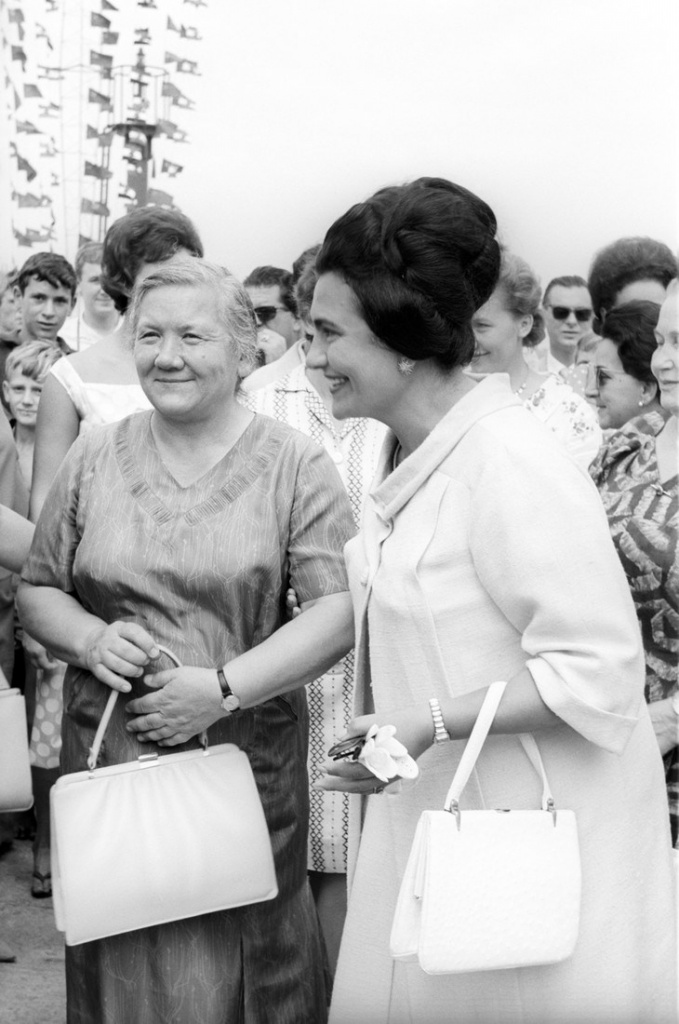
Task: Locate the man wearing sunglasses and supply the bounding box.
[242,264,306,392]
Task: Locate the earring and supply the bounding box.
[638,399,645,407]
[398,357,415,376]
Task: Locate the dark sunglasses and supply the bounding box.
[548,305,593,322]
[253,305,287,325]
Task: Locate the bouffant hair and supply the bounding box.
[101,207,203,314]
[587,237,676,323]
[315,177,500,370]
[600,300,661,386]
[497,251,544,347]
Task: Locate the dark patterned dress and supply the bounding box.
[22,411,355,1024]
[590,412,679,845]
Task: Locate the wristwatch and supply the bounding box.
[217,668,241,716]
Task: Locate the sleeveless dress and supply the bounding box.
[29,358,151,769]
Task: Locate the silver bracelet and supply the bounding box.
[428,697,451,744]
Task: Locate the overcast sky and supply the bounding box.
[167,0,678,289]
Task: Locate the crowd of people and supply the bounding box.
[0,180,677,1023]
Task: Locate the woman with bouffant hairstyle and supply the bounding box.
[309,177,675,1023]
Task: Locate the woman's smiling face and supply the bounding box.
[307,272,405,423]
[471,286,530,374]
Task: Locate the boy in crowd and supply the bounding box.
[14,253,76,354]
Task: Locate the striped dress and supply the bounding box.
[590,411,679,845]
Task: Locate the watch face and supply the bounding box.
[222,694,240,712]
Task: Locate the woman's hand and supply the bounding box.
[23,633,58,672]
[125,666,222,746]
[314,706,431,795]
[83,621,160,692]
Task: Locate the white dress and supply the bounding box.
[29,358,151,769]
[330,376,676,1024]
[242,364,386,871]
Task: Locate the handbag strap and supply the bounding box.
[443,681,556,818]
[86,644,206,771]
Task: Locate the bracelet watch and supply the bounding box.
[217,668,241,716]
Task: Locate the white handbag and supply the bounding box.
[0,686,33,812]
[390,680,581,974]
[51,646,278,946]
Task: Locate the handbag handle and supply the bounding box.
[86,644,206,771]
[443,680,557,822]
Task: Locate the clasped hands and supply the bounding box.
[84,621,222,746]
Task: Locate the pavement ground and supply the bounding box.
[0,836,65,1024]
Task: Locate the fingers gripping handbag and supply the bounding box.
[0,686,33,812]
[390,680,581,974]
[51,646,278,946]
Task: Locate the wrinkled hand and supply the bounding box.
[315,706,431,795]
[125,665,222,746]
[23,633,58,672]
[84,621,159,692]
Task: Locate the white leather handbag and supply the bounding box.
[390,680,581,974]
[0,687,33,812]
[51,647,278,946]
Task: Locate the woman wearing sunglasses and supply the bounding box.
[470,251,601,470]
[590,285,678,849]
[585,300,664,432]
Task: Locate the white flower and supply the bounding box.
[358,724,419,783]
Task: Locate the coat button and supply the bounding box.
[331,450,344,464]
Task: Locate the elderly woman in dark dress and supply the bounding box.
[17,258,355,1024]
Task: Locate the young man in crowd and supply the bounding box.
[14,253,76,355]
[525,274,594,396]
[59,242,121,352]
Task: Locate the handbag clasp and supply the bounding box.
[447,799,462,830]
[137,753,159,764]
[546,797,557,827]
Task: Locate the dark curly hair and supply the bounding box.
[101,206,203,313]
[587,237,676,325]
[315,177,500,371]
[600,300,661,386]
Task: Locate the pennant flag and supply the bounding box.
[39,102,61,117]
[134,29,152,45]
[97,66,113,80]
[164,51,180,63]
[91,12,111,28]
[38,65,65,80]
[161,159,183,177]
[138,0,158,7]
[147,188,174,207]
[88,88,113,110]
[161,81,194,109]
[25,227,54,243]
[161,81,181,99]
[13,88,21,109]
[172,129,189,143]
[98,130,114,147]
[81,198,110,217]
[176,59,199,74]
[16,151,38,181]
[24,83,43,99]
[101,31,119,45]
[84,161,112,180]
[102,0,119,9]
[167,16,180,31]
[13,228,35,248]
[8,8,25,40]
[17,120,41,134]
[180,25,201,39]
[12,192,51,209]
[79,235,94,247]
[184,0,208,7]
[156,118,179,137]
[90,50,113,68]
[11,46,28,71]
[35,24,54,49]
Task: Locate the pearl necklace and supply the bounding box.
[514,380,528,396]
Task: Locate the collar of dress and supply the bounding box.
[370,374,520,522]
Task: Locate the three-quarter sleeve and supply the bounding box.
[286,439,355,605]
[467,424,644,754]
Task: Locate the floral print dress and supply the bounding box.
[590,412,679,845]
[524,372,602,471]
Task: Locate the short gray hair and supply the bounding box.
[128,257,258,375]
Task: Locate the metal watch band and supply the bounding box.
[428,697,451,744]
